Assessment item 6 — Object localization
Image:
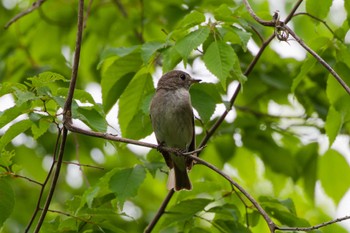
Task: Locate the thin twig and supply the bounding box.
[34,128,68,233]
[25,127,62,233]
[277,215,350,232]
[293,12,335,35]
[62,161,104,170]
[144,190,175,233]
[33,0,86,231]
[4,0,47,29]
[186,153,277,232]
[10,173,42,186]
[285,25,350,95]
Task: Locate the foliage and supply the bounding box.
[1,0,350,232]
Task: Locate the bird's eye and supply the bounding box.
[179,74,186,80]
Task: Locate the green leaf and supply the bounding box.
[213,219,252,233]
[291,56,316,93]
[27,72,67,88]
[141,42,164,63]
[0,178,15,228]
[319,149,350,204]
[162,198,211,224]
[306,0,332,20]
[207,204,240,221]
[118,69,154,139]
[190,82,221,122]
[176,10,205,29]
[162,46,182,72]
[213,134,235,163]
[345,0,350,25]
[31,117,51,139]
[295,143,318,200]
[203,40,236,89]
[101,50,143,113]
[13,88,37,106]
[99,45,140,64]
[0,119,32,152]
[0,82,27,96]
[57,88,95,104]
[0,103,29,129]
[325,106,343,146]
[109,165,146,207]
[0,150,15,170]
[260,197,310,226]
[175,27,210,62]
[75,106,107,132]
[214,4,236,23]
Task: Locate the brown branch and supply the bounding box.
[277,215,350,232]
[284,25,350,95]
[293,12,335,35]
[241,0,275,26]
[10,173,42,186]
[186,153,277,232]
[143,190,175,233]
[4,0,47,29]
[31,1,86,232]
[34,128,68,233]
[62,161,104,170]
[25,127,62,233]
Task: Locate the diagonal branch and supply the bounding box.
[284,25,350,95]
[4,0,47,29]
[32,0,86,232]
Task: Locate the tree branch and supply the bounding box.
[143,190,175,233]
[31,0,86,232]
[4,0,47,29]
[284,25,350,95]
[277,215,350,232]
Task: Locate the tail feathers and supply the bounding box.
[167,165,192,191]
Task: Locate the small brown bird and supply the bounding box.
[150,70,200,191]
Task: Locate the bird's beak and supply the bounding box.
[190,78,201,84]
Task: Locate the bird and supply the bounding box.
[150,70,200,191]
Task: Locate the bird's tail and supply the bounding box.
[167,165,192,191]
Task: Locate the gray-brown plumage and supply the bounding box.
[150,70,200,191]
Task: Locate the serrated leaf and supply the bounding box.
[164,198,211,223]
[214,4,236,23]
[118,69,154,139]
[203,40,236,89]
[176,10,205,29]
[13,88,37,106]
[190,82,220,122]
[31,117,51,139]
[295,143,318,200]
[0,150,15,169]
[0,103,29,129]
[306,0,332,20]
[27,71,67,88]
[175,27,210,62]
[260,197,309,226]
[162,46,182,72]
[75,106,107,132]
[319,149,350,204]
[0,119,32,151]
[57,88,95,104]
[0,82,27,96]
[141,41,164,63]
[325,106,342,146]
[291,56,316,93]
[109,165,146,207]
[207,204,240,221]
[99,45,140,65]
[0,178,15,228]
[101,50,143,113]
